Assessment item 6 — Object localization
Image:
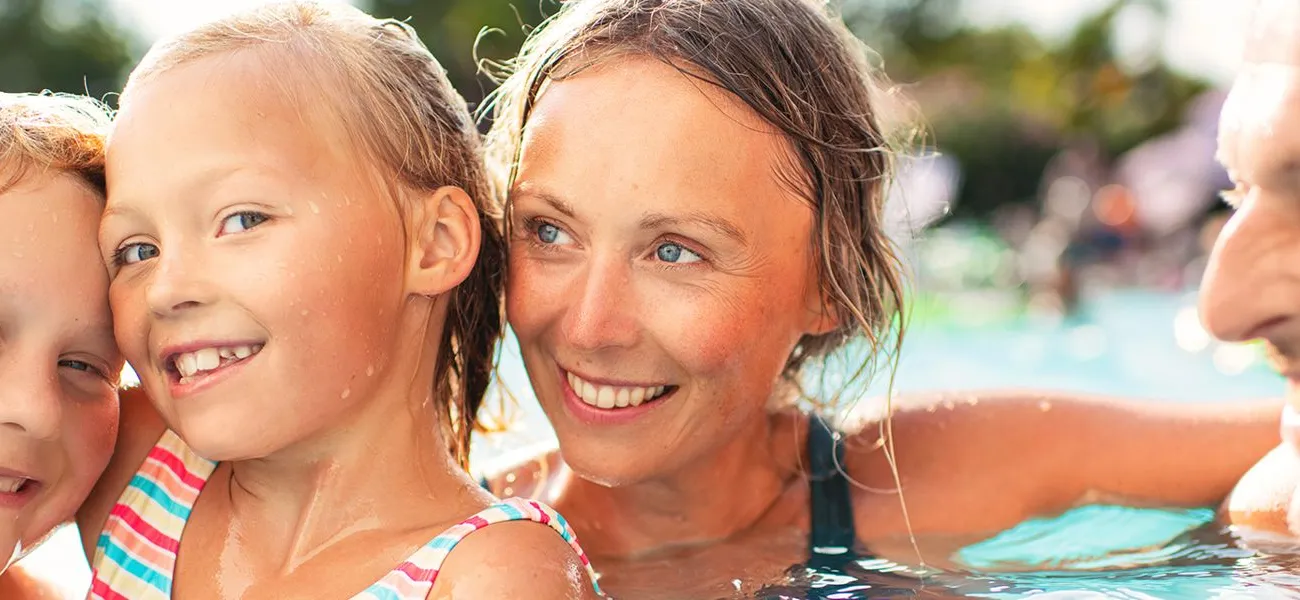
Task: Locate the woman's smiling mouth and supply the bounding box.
[563,369,675,409]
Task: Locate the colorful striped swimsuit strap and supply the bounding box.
[90,433,602,599]
[90,429,217,600]
[357,497,604,599]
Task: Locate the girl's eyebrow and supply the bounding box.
[639,212,747,244]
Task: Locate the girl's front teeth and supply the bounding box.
[174,344,262,379]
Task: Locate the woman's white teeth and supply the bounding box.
[566,372,666,410]
[0,476,29,494]
[174,344,262,379]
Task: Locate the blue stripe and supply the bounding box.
[98,536,172,594]
[127,475,192,520]
[551,510,576,542]
[495,502,525,521]
[359,585,404,600]
[427,534,459,551]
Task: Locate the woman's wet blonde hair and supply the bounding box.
[122,1,505,468]
[0,92,111,196]
[483,0,908,417]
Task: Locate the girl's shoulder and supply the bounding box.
[424,498,602,599]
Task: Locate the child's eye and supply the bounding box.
[59,358,108,380]
[654,242,702,264]
[115,243,159,266]
[535,222,573,245]
[219,211,269,236]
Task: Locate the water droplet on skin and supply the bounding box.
[366,365,374,377]
[308,201,320,214]
[301,310,309,316]
[51,213,57,223]
[1039,400,1052,412]
[505,473,516,483]
[12,252,21,258]
[341,388,350,399]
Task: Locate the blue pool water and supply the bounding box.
[28,289,1297,598]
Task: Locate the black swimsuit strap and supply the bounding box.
[807,413,857,554]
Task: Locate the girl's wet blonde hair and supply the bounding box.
[483,0,907,417]
[0,92,111,196]
[122,1,505,468]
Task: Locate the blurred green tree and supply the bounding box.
[0,0,136,103]
[845,0,1208,219]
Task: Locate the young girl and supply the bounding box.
[480,0,1281,596]
[0,93,121,598]
[77,3,600,598]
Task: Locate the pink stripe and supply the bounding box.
[146,446,207,491]
[463,515,490,530]
[109,502,180,554]
[527,501,553,526]
[394,560,438,582]
[90,575,131,600]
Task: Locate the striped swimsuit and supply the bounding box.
[89,430,601,599]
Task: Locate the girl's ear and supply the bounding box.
[405,186,481,297]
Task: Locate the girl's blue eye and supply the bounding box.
[115,243,159,266]
[219,212,269,235]
[655,242,701,264]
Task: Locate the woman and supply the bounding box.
[481,0,1281,596]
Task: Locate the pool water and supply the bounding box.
[755,290,1299,599]
[26,290,1297,598]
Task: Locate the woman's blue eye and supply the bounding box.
[656,242,702,264]
[538,223,560,243]
[534,222,573,245]
[219,212,269,235]
[116,243,159,266]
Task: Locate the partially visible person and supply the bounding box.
[77,2,600,598]
[481,0,1283,596]
[0,93,121,599]
[1203,0,1300,548]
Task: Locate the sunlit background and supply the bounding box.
[5,0,1289,597]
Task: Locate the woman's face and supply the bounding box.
[506,56,830,485]
[0,172,120,568]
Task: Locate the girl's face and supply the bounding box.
[0,173,120,567]
[506,56,830,485]
[100,52,412,461]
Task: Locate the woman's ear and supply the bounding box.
[405,186,482,297]
[803,283,839,336]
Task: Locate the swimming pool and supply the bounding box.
[27,290,1296,598]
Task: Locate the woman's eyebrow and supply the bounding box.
[639,212,747,244]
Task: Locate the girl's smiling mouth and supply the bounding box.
[160,341,265,395]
